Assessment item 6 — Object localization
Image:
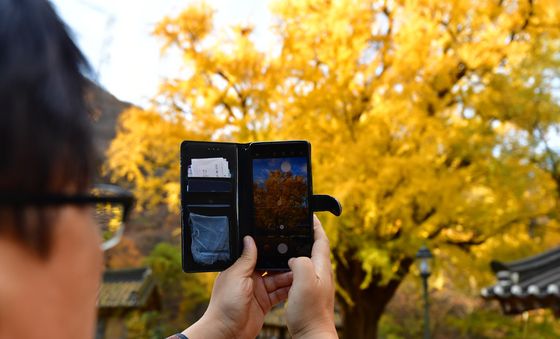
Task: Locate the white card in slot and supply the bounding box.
[190,157,231,178]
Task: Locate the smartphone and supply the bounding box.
[249,141,313,270]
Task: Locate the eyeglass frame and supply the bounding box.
[0,184,135,250]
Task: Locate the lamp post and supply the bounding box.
[416,245,433,339]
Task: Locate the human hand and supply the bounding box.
[181,236,293,339]
[285,215,338,339]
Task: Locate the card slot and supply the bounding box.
[180,141,238,181]
[187,204,230,208]
[187,176,234,180]
[187,204,231,216]
[187,178,233,192]
[183,191,233,205]
[188,156,232,178]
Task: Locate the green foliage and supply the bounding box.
[379,313,422,339]
[145,242,183,291]
[445,309,560,339]
[143,242,215,332]
[378,276,560,339]
[125,311,163,339]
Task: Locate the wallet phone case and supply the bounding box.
[180,140,341,273]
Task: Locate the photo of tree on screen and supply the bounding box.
[252,157,309,235]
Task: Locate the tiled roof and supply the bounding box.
[481,246,560,315]
[98,267,157,309]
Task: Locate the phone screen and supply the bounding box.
[250,142,313,269]
[252,157,309,235]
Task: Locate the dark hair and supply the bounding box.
[0,0,96,255]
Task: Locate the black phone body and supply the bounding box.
[249,141,313,270]
[180,140,342,273]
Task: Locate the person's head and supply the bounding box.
[0,0,102,336]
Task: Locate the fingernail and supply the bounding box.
[288,258,294,266]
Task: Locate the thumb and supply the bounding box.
[230,236,257,277]
[288,257,316,286]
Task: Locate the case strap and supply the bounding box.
[311,195,342,216]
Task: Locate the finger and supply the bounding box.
[268,286,291,306]
[252,273,272,312]
[313,214,327,242]
[263,271,293,293]
[311,215,332,279]
[288,256,317,286]
[229,236,257,277]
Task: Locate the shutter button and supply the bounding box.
[277,243,288,254]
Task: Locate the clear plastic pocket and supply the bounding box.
[188,207,231,265]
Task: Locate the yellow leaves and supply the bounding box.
[466,185,495,205]
[359,247,392,288]
[155,7,277,142]
[106,107,199,209]
[533,0,560,34]
[433,271,446,290]
[154,1,214,52]
[363,200,380,232]
[105,0,560,301]
[164,182,181,210]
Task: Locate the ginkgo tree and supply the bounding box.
[107,0,560,337]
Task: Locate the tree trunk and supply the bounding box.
[335,252,413,339]
[341,296,382,338]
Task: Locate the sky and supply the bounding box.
[49,0,272,107]
[252,157,308,186]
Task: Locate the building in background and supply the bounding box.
[481,246,560,316]
[96,267,161,339]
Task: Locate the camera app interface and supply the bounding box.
[252,157,309,239]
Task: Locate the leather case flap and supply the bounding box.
[311,194,342,216]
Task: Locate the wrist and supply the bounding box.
[182,312,234,339]
[290,319,338,339]
[291,328,338,339]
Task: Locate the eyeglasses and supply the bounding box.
[0,184,135,251]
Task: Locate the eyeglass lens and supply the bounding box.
[92,202,125,251]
